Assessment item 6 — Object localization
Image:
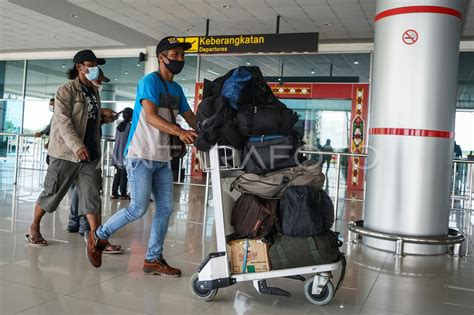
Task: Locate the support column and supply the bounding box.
[0,62,6,157]
[364,1,466,254]
[144,46,158,75]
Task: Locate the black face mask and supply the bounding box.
[164,57,184,74]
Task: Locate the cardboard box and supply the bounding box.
[228,239,271,273]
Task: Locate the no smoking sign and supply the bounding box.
[402,29,418,45]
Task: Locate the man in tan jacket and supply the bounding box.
[26,50,117,267]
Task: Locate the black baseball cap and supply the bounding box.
[156,36,192,54]
[73,49,106,65]
[98,68,110,82]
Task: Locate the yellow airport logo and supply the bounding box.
[178,37,199,53]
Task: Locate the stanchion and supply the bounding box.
[334,155,341,221]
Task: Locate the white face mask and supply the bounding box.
[84,66,99,81]
[49,105,54,112]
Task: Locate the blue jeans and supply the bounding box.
[67,184,90,232]
[96,158,174,261]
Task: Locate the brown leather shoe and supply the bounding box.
[86,230,108,268]
[143,256,182,278]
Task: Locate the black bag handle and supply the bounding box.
[155,72,178,125]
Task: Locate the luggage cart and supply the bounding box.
[190,145,346,305]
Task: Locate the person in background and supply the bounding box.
[312,138,324,163]
[454,141,463,159]
[111,107,133,200]
[35,98,55,138]
[26,50,120,266]
[89,36,197,274]
[35,98,55,164]
[322,139,334,172]
[315,138,323,151]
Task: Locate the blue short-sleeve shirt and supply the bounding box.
[125,72,191,161]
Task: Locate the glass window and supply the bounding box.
[458,52,474,110]
[281,53,370,82]
[23,100,52,135]
[25,57,146,102]
[0,100,23,157]
[178,55,198,111]
[99,57,145,102]
[199,53,370,82]
[0,100,23,134]
[0,60,25,99]
[283,99,352,150]
[455,111,474,154]
[25,59,70,100]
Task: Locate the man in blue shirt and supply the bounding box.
[87,37,197,273]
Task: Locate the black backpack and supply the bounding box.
[203,66,283,108]
[230,194,279,239]
[279,187,334,237]
[194,95,243,151]
[241,132,305,174]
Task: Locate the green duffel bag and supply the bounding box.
[269,231,342,270]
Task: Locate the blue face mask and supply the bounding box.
[85,66,99,81]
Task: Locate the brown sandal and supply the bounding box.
[25,234,48,247]
[104,243,124,254]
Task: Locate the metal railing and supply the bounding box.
[2,133,472,208]
[347,220,465,257]
[0,132,208,187]
[1,133,473,239]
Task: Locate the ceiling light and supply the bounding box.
[353,60,360,65]
[246,62,251,66]
[222,4,231,9]
[61,64,66,69]
[71,14,79,18]
[277,78,282,81]
[137,63,141,67]
[114,78,118,81]
[311,70,315,74]
[123,71,129,75]
[324,22,332,26]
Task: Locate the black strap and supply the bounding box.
[335,254,346,292]
[155,72,177,125]
[248,105,255,135]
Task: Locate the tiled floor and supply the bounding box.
[0,167,473,315]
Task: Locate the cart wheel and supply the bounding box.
[190,273,218,301]
[304,279,334,306]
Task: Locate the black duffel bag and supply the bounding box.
[280,187,334,237]
[236,104,299,136]
[269,231,342,270]
[241,133,305,174]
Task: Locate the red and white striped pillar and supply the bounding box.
[364,1,467,254]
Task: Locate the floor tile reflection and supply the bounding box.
[0,172,471,314]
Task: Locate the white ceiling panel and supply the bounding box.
[0,0,473,52]
[0,0,122,51]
